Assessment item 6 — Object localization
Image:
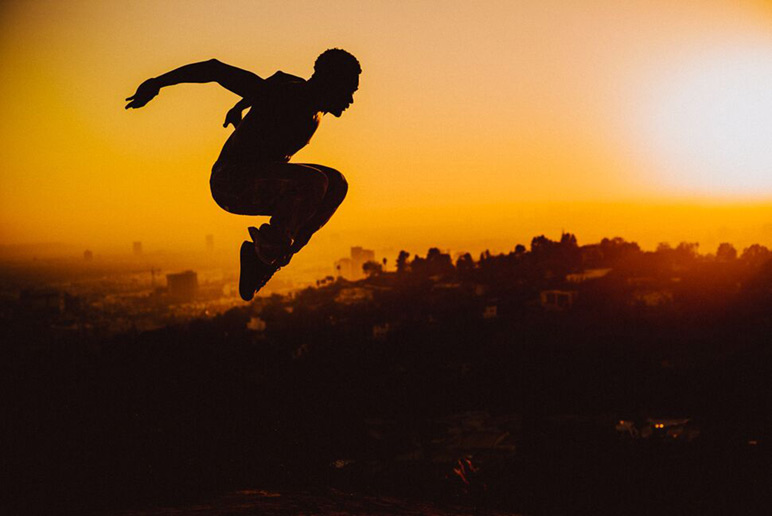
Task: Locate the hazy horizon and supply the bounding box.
[2,200,769,259]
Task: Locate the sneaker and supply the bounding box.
[239,240,260,301]
[248,224,293,265]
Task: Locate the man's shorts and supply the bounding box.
[209,160,294,216]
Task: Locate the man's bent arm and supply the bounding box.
[127,59,264,109]
[154,59,264,98]
[224,97,253,128]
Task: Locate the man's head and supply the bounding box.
[310,48,361,117]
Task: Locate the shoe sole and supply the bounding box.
[239,240,260,301]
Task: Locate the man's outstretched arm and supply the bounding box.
[125,59,264,109]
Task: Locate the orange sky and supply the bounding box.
[1,0,771,262]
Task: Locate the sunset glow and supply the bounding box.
[1,0,771,259]
[635,45,772,198]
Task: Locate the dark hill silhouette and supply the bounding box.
[3,232,771,514]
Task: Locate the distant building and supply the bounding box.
[20,288,64,315]
[335,286,374,304]
[335,246,376,280]
[351,246,375,279]
[247,316,266,332]
[132,241,143,256]
[540,290,577,311]
[483,304,498,319]
[150,267,160,287]
[566,268,612,283]
[632,289,673,308]
[372,323,390,341]
[205,234,214,252]
[335,246,375,281]
[334,257,353,279]
[166,270,198,301]
[83,250,93,261]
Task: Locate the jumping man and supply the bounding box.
[125,49,361,300]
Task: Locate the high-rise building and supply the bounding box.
[334,257,353,279]
[166,270,198,301]
[335,247,376,280]
[351,246,375,279]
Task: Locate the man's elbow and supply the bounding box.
[205,58,223,72]
[206,59,231,85]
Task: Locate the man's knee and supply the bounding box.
[297,168,328,202]
[310,170,329,199]
[321,167,348,203]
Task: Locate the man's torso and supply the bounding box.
[217,72,321,165]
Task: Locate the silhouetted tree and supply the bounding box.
[675,242,699,260]
[411,248,454,278]
[426,248,454,276]
[598,237,642,267]
[716,243,737,262]
[455,252,475,279]
[363,260,383,277]
[396,250,410,274]
[559,232,582,271]
[411,254,426,275]
[530,233,581,278]
[560,232,578,248]
[530,235,555,256]
[741,244,771,268]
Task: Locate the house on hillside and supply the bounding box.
[539,290,577,311]
[335,286,374,305]
[566,268,612,283]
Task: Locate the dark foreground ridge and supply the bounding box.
[3,234,771,514]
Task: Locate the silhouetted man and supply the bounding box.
[126,49,361,300]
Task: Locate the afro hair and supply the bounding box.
[313,48,361,78]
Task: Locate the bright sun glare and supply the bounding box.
[641,46,772,199]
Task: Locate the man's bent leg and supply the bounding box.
[213,160,330,296]
[290,164,349,254]
[255,163,329,263]
[264,163,328,236]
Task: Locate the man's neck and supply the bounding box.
[305,76,328,113]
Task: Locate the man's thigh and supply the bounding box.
[210,161,307,216]
[297,163,348,194]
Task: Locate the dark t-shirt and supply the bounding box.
[216,71,321,165]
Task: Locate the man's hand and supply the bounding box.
[125,78,161,109]
[223,104,244,128]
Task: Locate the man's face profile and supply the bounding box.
[321,74,359,117]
